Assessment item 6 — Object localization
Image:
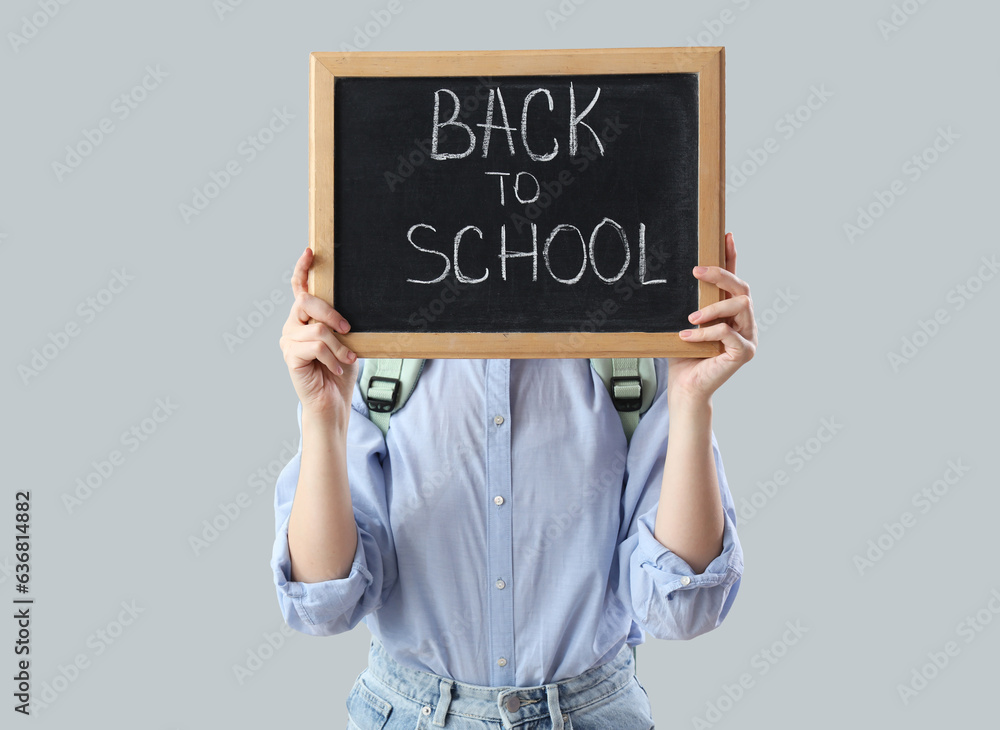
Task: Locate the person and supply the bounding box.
[271,232,756,729]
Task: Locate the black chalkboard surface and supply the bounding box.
[309,48,726,358]
[334,73,699,333]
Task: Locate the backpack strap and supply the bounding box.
[361,357,655,444]
[590,358,657,444]
[360,358,426,438]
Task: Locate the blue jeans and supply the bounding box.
[346,636,655,729]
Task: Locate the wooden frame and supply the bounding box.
[308,47,725,358]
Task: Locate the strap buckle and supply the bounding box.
[367,376,401,413]
[609,376,642,412]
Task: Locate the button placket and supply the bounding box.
[485,359,515,684]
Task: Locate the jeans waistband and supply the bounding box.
[363,636,635,729]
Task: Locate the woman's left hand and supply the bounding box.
[667,232,757,406]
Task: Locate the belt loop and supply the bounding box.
[546,684,564,730]
[432,678,453,726]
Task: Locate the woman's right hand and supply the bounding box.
[279,247,358,421]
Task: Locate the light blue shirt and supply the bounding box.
[271,358,743,687]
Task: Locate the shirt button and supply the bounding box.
[494,415,505,425]
[497,657,507,667]
[680,576,692,586]
[496,579,506,589]
[421,706,432,715]
[494,495,504,506]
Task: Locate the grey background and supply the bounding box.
[2,0,997,727]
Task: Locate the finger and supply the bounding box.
[678,322,755,362]
[284,322,356,365]
[688,294,754,334]
[283,338,345,376]
[292,290,351,333]
[291,247,313,299]
[693,264,750,299]
[725,232,737,275]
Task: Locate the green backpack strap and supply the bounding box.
[589,358,657,444]
[361,357,655,444]
[359,358,426,438]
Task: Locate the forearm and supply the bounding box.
[654,394,725,574]
[287,408,358,582]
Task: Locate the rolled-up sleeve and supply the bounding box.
[612,359,744,641]
[270,367,397,636]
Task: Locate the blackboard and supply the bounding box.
[309,48,726,358]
